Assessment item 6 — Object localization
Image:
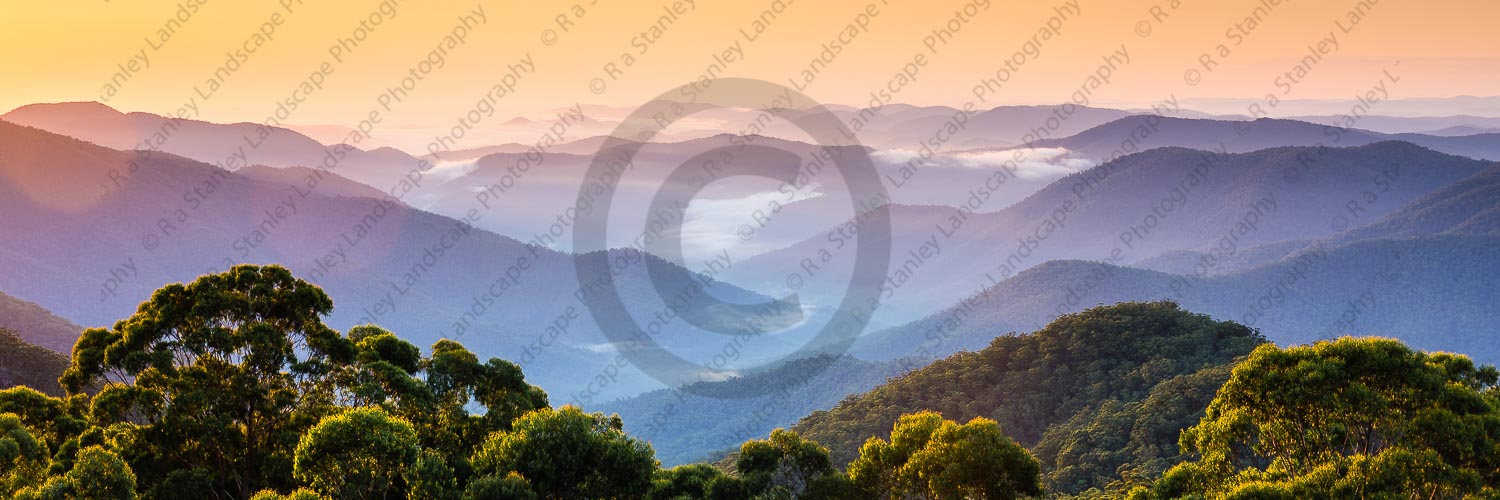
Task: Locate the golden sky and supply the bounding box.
[3,0,1497,127]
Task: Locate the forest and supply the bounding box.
[1,265,1496,499]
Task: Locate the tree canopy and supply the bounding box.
[3,268,1497,499]
[849,411,1042,499]
[1135,337,1500,499]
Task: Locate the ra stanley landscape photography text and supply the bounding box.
[1,0,1498,498]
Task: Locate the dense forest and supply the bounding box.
[0,265,1496,499]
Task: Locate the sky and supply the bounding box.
[3,0,1498,129]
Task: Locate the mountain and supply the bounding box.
[2,102,1101,263]
[791,301,1265,495]
[801,104,1133,150]
[0,290,83,354]
[0,120,797,401]
[852,232,1500,367]
[1137,163,1500,276]
[727,142,1491,326]
[1422,125,1500,137]
[1328,164,1500,242]
[1,101,426,188]
[0,327,69,396]
[594,354,911,466]
[236,165,403,203]
[1287,114,1500,135]
[0,291,79,396]
[1028,116,1500,161]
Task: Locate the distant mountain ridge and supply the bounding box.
[0,120,796,401]
[727,141,1491,326]
[1026,115,1500,161]
[2,101,426,188]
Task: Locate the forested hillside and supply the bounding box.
[794,301,1266,495]
[0,328,68,396]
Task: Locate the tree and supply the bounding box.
[407,449,459,500]
[59,265,357,499]
[293,407,420,499]
[849,411,1042,499]
[1033,364,1235,495]
[470,406,657,498]
[463,472,535,500]
[425,340,549,463]
[0,387,87,454]
[1,412,49,496]
[249,488,324,500]
[647,463,750,500]
[1138,337,1500,498]
[14,445,137,500]
[737,428,841,498]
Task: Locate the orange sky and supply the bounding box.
[3,0,1497,127]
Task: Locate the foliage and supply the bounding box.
[59,265,355,499]
[1137,337,1500,498]
[27,265,551,499]
[293,407,420,499]
[5,267,1499,500]
[408,449,460,500]
[463,471,536,500]
[471,406,657,499]
[249,488,325,500]
[735,428,840,498]
[1,412,49,496]
[647,464,741,499]
[1034,364,1235,496]
[849,411,1041,499]
[0,387,85,460]
[14,445,137,500]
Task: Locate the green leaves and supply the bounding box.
[849,412,1042,499]
[736,428,839,498]
[293,407,420,499]
[14,446,136,500]
[471,406,657,499]
[1148,337,1500,498]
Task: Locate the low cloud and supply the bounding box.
[875,147,1095,180]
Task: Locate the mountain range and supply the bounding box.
[3,99,1498,471]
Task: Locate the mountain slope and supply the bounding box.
[792,302,1264,495]
[728,142,1490,325]
[0,290,83,354]
[852,234,1500,366]
[2,101,424,188]
[595,354,911,466]
[0,327,69,396]
[0,120,795,401]
[1137,163,1500,276]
